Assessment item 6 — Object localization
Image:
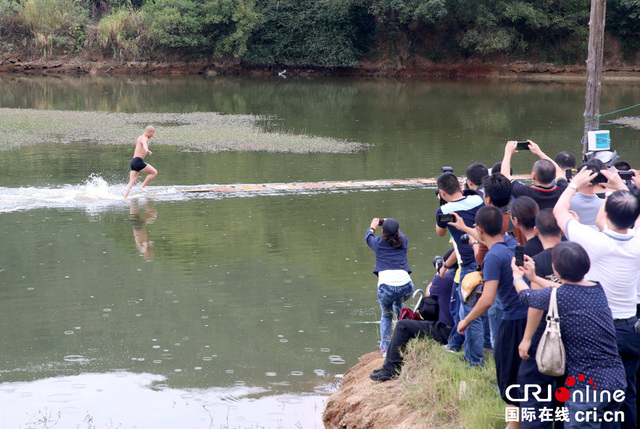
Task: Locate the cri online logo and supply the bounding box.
[555,374,594,402]
[505,373,625,403]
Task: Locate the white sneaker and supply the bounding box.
[442,344,461,353]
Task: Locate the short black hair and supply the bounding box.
[552,241,590,283]
[482,173,512,208]
[466,163,489,187]
[443,248,459,271]
[437,172,460,196]
[613,160,631,171]
[605,190,640,230]
[532,159,556,185]
[555,151,576,169]
[579,158,605,172]
[491,161,512,176]
[510,196,539,229]
[535,208,561,237]
[475,206,503,236]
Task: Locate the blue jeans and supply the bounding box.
[487,300,503,349]
[448,274,465,351]
[460,297,485,366]
[377,282,414,350]
[448,263,476,351]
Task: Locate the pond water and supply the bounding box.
[1,74,640,428]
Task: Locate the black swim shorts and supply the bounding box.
[130,157,148,172]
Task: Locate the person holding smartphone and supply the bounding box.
[456,206,526,424]
[435,172,485,365]
[554,167,640,427]
[500,140,568,210]
[366,217,414,358]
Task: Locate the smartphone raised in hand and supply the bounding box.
[437,213,455,224]
[516,141,530,151]
[619,170,635,180]
[515,245,525,267]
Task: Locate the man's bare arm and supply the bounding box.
[500,141,517,181]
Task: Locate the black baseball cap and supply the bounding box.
[382,218,399,236]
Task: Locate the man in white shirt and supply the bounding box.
[554,166,640,428]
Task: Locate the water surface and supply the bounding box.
[1,74,640,428]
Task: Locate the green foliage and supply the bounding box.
[446,0,589,57]
[97,6,147,59]
[245,0,374,67]
[459,27,521,56]
[370,0,447,24]
[0,0,630,67]
[20,0,89,56]
[608,0,640,53]
[370,0,589,61]
[142,0,257,57]
[0,0,21,38]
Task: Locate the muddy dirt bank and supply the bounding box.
[322,351,425,429]
[4,55,640,81]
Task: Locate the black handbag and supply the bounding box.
[417,295,439,321]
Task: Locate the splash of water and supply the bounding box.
[0,175,128,213]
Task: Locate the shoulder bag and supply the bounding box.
[535,287,566,377]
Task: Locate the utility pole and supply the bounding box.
[583,0,607,159]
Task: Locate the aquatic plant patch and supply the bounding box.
[0,108,367,153]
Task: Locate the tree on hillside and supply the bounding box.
[370,0,590,62]
[244,0,374,67]
[142,0,257,57]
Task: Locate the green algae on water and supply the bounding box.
[0,108,367,154]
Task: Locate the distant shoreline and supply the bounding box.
[4,57,640,81]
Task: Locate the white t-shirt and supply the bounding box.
[566,219,640,319]
[378,269,412,287]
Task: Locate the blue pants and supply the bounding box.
[566,390,622,429]
[448,263,476,351]
[460,297,485,366]
[518,320,564,429]
[615,322,640,429]
[487,300,503,349]
[377,282,414,350]
[451,263,483,365]
[448,276,464,351]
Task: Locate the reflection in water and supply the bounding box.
[0,372,326,428]
[130,200,157,261]
[3,75,640,427]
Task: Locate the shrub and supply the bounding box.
[20,0,89,56]
[142,0,258,57]
[244,0,374,67]
[97,7,148,59]
[0,0,19,33]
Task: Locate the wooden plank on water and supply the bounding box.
[298,183,331,188]
[179,175,533,194]
[269,184,301,190]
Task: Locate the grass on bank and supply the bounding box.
[396,338,505,428]
[0,108,368,153]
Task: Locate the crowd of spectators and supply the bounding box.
[366,140,640,429]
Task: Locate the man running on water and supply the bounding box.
[124,126,157,199]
